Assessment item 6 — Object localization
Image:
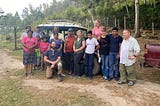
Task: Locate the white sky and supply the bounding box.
[0,0,58,15]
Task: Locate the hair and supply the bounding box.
[36,26,40,29]
[25,25,31,29]
[54,26,59,30]
[27,30,33,34]
[87,30,92,35]
[95,19,100,23]
[123,29,131,34]
[112,27,118,31]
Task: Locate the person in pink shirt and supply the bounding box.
[92,19,103,38]
[39,36,49,71]
[21,30,38,77]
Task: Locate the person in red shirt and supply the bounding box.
[39,36,49,71]
[21,30,38,77]
[64,28,75,75]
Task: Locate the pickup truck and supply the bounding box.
[141,44,160,68]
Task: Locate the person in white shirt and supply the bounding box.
[33,26,42,38]
[118,29,140,86]
[84,31,99,79]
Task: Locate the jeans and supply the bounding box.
[65,52,74,73]
[101,54,109,77]
[85,53,94,78]
[73,52,84,76]
[109,52,120,78]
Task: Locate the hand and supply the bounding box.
[83,54,85,59]
[116,54,120,59]
[128,55,136,60]
[97,53,100,58]
[74,49,78,52]
[51,61,56,68]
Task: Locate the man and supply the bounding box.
[50,26,64,41]
[20,25,31,40]
[33,26,42,38]
[21,30,38,77]
[64,28,75,75]
[44,41,63,81]
[109,27,123,81]
[118,29,140,86]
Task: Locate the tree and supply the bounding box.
[135,0,140,37]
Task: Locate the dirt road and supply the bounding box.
[1,49,160,106]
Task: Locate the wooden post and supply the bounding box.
[114,18,117,27]
[14,26,17,50]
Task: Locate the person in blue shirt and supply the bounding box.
[44,41,63,81]
[108,27,123,81]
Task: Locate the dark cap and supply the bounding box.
[68,28,73,32]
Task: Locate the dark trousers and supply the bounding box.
[85,53,94,78]
[65,52,74,73]
[109,52,120,78]
[73,52,84,76]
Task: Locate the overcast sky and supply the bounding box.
[0,0,59,15]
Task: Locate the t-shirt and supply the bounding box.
[44,49,61,66]
[20,32,27,40]
[85,38,99,54]
[99,35,110,55]
[65,35,75,52]
[92,26,103,37]
[74,37,85,53]
[21,36,37,53]
[33,32,42,38]
[39,42,49,54]
[50,39,62,49]
[109,34,123,53]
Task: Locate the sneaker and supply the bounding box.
[117,80,126,84]
[128,81,135,86]
[60,73,66,77]
[28,72,34,76]
[23,73,28,77]
[108,78,113,81]
[115,77,119,81]
[103,76,108,80]
[57,74,63,82]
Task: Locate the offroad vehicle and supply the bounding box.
[140,44,160,68]
[38,20,100,75]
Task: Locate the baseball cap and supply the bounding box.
[68,28,73,32]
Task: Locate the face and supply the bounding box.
[77,30,82,37]
[112,30,118,36]
[27,31,33,37]
[36,28,41,32]
[87,33,92,39]
[101,28,106,36]
[123,30,130,39]
[26,27,31,32]
[94,20,100,27]
[50,42,56,49]
[54,28,59,33]
[54,34,58,39]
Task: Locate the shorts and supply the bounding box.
[23,51,35,65]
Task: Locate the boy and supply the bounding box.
[84,31,99,79]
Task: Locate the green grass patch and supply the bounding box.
[0,78,29,106]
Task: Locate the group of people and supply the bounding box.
[21,19,140,86]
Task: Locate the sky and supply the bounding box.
[0,0,57,15]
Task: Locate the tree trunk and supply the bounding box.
[152,22,155,36]
[135,0,140,37]
[114,18,117,27]
[118,19,120,29]
[106,17,109,27]
[124,15,126,29]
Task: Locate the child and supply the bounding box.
[84,31,99,79]
[39,36,49,71]
[34,35,41,70]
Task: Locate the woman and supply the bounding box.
[92,19,103,38]
[73,30,85,77]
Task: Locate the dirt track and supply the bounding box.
[1,49,160,106]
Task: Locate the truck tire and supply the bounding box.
[92,56,100,75]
